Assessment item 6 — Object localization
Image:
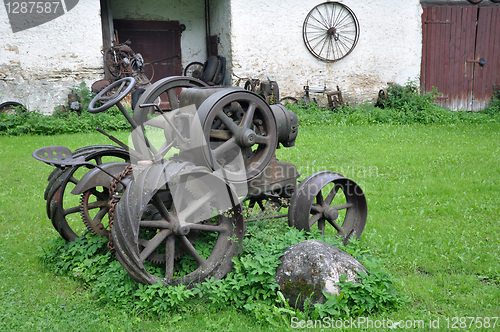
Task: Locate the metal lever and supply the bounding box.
[466,58,486,66]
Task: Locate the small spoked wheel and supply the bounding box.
[88,77,136,113]
[302,2,360,62]
[288,171,367,243]
[184,62,204,79]
[112,163,245,286]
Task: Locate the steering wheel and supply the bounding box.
[88,77,136,113]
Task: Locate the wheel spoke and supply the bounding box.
[179,235,205,266]
[152,195,177,223]
[140,219,171,229]
[325,186,339,205]
[310,203,322,213]
[85,200,107,210]
[316,191,325,206]
[167,89,179,110]
[216,111,240,134]
[92,207,108,223]
[139,229,171,262]
[93,155,103,165]
[332,202,353,211]
[318,218,326,234]
[240,102,257,128]
[326,218,344,234]
[254,135,270,145]
[63,205,81,216]
[212,137,237,159]
[165,235,175,280]
[188,223,227,233]
[210,129,231,140]
[308,213,322,227]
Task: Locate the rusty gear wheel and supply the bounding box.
[80,187,111,238]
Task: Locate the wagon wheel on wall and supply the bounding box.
[111,163,245,286]
[288,171,367,243]
[45,146,130,241]
[303,2,360,62]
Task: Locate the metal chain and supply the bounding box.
[107,165,133,252]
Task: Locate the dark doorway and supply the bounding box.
[113,20,182,83]
[421,4,500,111]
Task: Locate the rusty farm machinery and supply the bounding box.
[33,76,367,286]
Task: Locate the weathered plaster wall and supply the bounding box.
[0,1,103,113]
[229,0,423,103]
[209,0,232,84]
[111,0,207,69]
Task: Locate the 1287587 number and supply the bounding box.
[5,2,62,14]
[445,317,498,329]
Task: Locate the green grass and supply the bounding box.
[1,123,499,330]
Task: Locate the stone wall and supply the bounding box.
[0,0,103,113]
[229,0,423,103]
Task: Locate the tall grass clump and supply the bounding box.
[0,83,131,136]
[285,80,500,126]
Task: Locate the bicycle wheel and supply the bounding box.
[302,2,360,62]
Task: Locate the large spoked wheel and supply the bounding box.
[131,76,208,159]
[288,171,367,243]
[302,2,360,62]
[112,163,245,286]
[88,77,135,113]
[45,146,130,241]
[192,89,277,181]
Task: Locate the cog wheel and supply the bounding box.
[80,187,111,238]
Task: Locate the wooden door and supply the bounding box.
[421,4,500,111]
[113,20,182,83]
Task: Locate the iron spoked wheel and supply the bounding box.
[183,62,204,79]
[46,147,130,241]
[279,96,299,106]
[302,2,360,62]
[131,76,208,159]
[288,171,367,243]
[0,101,27,115]
[112,163,245,286]
[192,89,277,182]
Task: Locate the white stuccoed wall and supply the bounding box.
[0,1,103,113]
[229,0,423,103]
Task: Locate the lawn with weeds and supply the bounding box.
[1,120,498,330]
[0,83,499,330]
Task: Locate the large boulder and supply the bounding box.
[275,239,366,309]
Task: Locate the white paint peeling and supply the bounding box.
[0,0,103,113]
